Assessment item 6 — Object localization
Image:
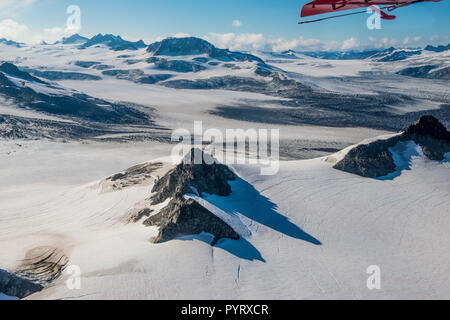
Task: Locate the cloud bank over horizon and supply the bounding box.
[0,0,448,52]
[1,20,448,52]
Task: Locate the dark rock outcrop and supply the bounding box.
[0,62,47,84]
[424,44,450,53]
[402,115,450,160]
[105,162,163,190]
[397,65,450,80]
[80,34,146,51]
[0,269,43,299]
[144,198,239,244]
[0,63,152,125]
[147,37,264,63]
[334,116,450,178]
[146,57,206,73]
[377,49,422,62]
[0,38,22,47]
[143,149,239,244]
[151,149,236,205]
[60,33,88,45]
[15,247,69,285]
[102,69,173,84]
[74,61,100,68]
[29,70,101,81]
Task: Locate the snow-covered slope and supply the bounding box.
[0,36,449,300]
[0,129,449,300]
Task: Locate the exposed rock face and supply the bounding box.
[147,37,264,63]
[334,139,399,178]
[0,62,152,125]
[102,69,173,84]
[397,65,450,80]
[60,33,88,45]
[0,62,47,84]
[424,44,450,53]
[80,34,146,51]
[144,198,239,244]
[153,58,206,73]
[143,149,239,244]
[377,49,422,62]
[104,162,163,191]
[0,38,22,47]
[0,269,43,299]
[396,65,438,78]
[334,116,450,178]
[403,115,450,160]
[0,246,68,299]
[15,246,69,285]
[150,150,236,205]
[30,70,101,81]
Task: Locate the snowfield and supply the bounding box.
[0,138,448,300]
[1,37,449,300]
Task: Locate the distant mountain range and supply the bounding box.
[424,44,450,53]
[298,46,447,62]
[54,33,146,50]
[0,38,22,48]
[80,34,147,51]
[147,37,264,63]
[59,34,89,45]
[1,32,449,59]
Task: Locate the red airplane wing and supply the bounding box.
[301,0,417,18]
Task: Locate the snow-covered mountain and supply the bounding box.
[80,34,147,51]
[0,35,448,139]
[59,33,89,45]
[0,34,449,300]
[424,44,450,53]
[0,116,448,300]
[0,38,22,48]
[300,44,450,62]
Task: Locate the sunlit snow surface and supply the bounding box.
[0,43,449,299]
[0,139,448,300]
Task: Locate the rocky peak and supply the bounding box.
[0,62,46,84]
[142,149,239,244]
[333,115,450,178]
[144,198,239,244]
[81,34,146,51]
[147,37,214,56]
[147,37,264,63]
[61,33,88,45]
[150,148,235,204]
[404,115,450,142]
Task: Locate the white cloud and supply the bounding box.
[205,32,370,52]
[205,32,266,51]
[232,20,242,27]
[0,19,29,41]
[341,37,359,50]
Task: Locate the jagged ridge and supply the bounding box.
[143,149,239,244]
[334,115,450,178]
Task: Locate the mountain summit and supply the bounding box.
[147,37,264,63]
[334,115,450,178]
[142,149,239,245]
[80,34,146,51]
[60,33,88,45]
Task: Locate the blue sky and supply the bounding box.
[0,0,448,51]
